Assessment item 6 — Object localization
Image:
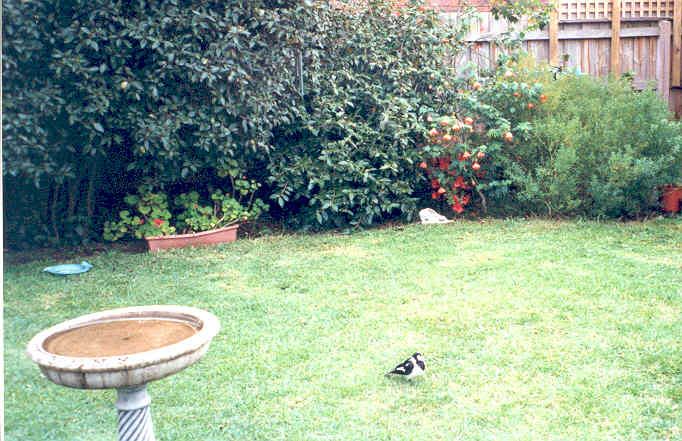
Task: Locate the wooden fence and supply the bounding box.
[440,0,682,115]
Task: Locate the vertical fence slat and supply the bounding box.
[657,20,672,102]
[550,0,560,65]
[673,0,682,85]
[611,0,622,74]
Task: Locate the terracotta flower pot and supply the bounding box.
[661,185,682,213]
[145,224,239,252]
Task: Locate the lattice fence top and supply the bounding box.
[559,0,674,20]
[391,0,676,20]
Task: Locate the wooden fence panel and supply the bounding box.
[450,10,677,111]
[436,0,681,114]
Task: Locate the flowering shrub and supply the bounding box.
[6,0,564,246]
[420,58,545,215]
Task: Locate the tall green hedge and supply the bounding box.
[6,0,674,248]
[4,0,480,245]
[3,0,325,245]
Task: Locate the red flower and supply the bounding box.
[438,156,451,171]
[451,196,464,214]
[461,194,471,205]
[431,191,439,200]
[153,218,164,227]
[431,178,441,189]
[453,176,469,189]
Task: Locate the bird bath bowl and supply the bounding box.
[26,305,220,441]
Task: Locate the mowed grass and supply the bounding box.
[4,219,682,441]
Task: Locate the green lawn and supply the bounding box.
[4,219,682,441]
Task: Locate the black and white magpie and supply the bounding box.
[386,352,426,379]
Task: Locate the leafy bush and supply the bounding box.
[503,74,682,218]
[419,59,545,215]
[267,3,486,227]
[5,0,557,246]
[3,0,320,245]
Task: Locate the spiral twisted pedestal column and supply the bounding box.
[115,386,156,441]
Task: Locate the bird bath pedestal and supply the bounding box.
[26,305,220,441]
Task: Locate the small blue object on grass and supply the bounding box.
[43,261,93,276]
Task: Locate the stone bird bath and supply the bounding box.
[26,305,220,441]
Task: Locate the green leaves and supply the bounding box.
[266,1,472,227]
[104,182,268,240]
[501,73,682,218]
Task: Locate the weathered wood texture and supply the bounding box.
[673,0,681,84]
[611,0,622,73]
[442,0,680,112]
[670,88,682,116]
[658,19,672,102]
[550,0,561,64]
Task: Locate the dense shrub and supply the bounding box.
[11,0,668,249]
[266,3,478,227]
[4,0,486,242]
[502,73,682,218]
[3,0,322,246]
[266,3,551,226]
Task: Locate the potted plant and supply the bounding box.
[662,184,682,214]
[104,180,267,251]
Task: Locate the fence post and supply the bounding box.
[549,0,560,65]
[611,0,621,75]
[673,0,681,86]
[657,20,672,103]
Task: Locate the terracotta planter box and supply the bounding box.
[145,224,239,252]
[662,186,682,213]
